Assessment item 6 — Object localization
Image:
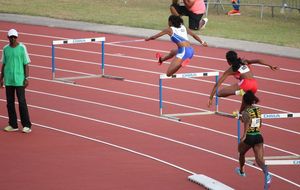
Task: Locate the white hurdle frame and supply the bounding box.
[159,71,223,121]
[51,37,124,83]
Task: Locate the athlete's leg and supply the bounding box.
[170,5,180,16]
[161,49,177,62]
[253,143,268,172]
[253,143,272,189]
[166,57,182,77]
[239,78,258,95]
[238,141,251,173]
[217,83,240,97]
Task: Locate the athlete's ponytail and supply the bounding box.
[226,50,243,72]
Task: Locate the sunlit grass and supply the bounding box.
[0,0,299,48]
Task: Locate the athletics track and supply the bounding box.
[0,21,299,190]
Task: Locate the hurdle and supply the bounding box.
[235,112,300,166]
[52,37,124,83]
[158,71,232,121]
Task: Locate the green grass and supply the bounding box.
[0,0,299,48]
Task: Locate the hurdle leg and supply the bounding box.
[52,44,56,80]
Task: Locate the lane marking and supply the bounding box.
[0,113,299,188]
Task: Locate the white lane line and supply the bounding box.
[1,38,300,80]
[0,29,299,73]
[0,112,299,188]
[2,49,298,100]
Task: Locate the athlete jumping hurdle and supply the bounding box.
[208,50,279,113]
[145,15,207,77]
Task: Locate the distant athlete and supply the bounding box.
[235,91,272,190]
[145,15,207,77]
[208,50,279,112]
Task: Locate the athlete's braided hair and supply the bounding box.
[226,50,244,72]
[243,90,259,105]
[168,15,184,28]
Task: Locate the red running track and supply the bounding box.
[0,21,299,190]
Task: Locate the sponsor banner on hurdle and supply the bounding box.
[52,37,106,45]
[222,112,300,120]
[261,113,300,119]
[51,37,124,83]
[160,71,219,79]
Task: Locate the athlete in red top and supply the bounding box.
[208,50,279,110]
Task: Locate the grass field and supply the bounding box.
[0,0,299,48]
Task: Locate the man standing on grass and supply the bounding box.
[0,29,32,133]
[170,0,208,30]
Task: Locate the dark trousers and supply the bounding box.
[171,3,204,30]
[232,0,240,10]
[5,86,31,129]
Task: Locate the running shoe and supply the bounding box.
[264,172,272,190]
[155,53,163,65]
[4,125,19,132]
[227,9,241,16]
[199,18,208,30]
[235,167,246,177]
[22,127,32,133]
[237,89,245,96]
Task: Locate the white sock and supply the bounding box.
[235,90,241,95]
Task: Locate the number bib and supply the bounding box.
[238,65,250,74]
[251,118,261,128]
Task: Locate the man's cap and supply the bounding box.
[7,29,18,37]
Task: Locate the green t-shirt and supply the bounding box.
[1,43,30,86]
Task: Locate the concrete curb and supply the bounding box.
[1,13,299,59]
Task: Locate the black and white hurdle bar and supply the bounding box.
[51,37,124,83]
[159,71,225,121]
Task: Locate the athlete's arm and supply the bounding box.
[187,28,207,46]
[208,68,233,107]
[145,28,172,41]
[0,64,4,88]
[183,0,195,9]
[241,111,250,141]
[244,59,279,71]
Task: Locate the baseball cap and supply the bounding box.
[7,29,18,37]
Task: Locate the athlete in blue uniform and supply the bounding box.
[145,15,207,77]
